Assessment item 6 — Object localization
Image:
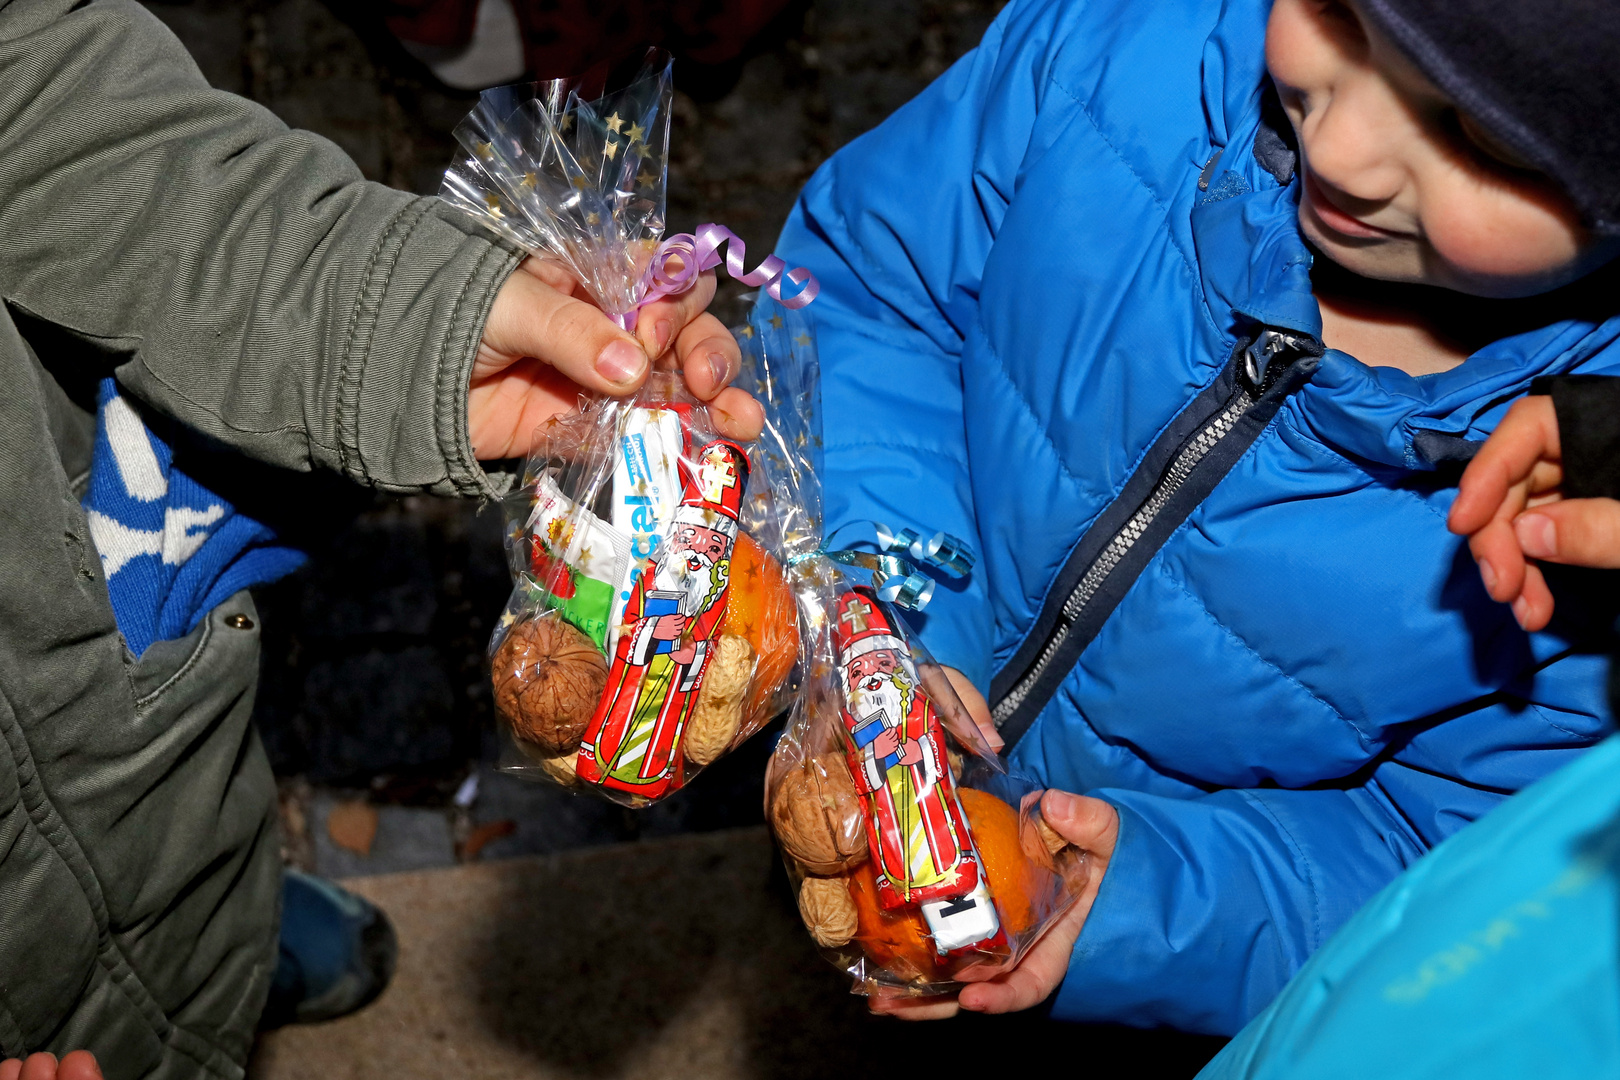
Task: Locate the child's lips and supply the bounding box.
[1302,173,1410,241]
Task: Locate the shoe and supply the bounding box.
[260,869,398,1028]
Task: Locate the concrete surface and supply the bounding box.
[250,827,1228,1079]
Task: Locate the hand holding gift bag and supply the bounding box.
[741,305,1089,998]
[442,55,815,805]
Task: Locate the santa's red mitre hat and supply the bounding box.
[671,439,750,540]
[833,589,907,664]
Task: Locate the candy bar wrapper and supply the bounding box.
[748,307,1087,996]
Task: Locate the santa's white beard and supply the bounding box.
[653,548,714,616]
[848,672,905,729]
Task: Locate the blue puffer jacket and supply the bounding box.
[775,0,1620,1035]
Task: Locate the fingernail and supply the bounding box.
[958,992,985,1012]
[1478,559,1498,594]
[596,340,645,385]
[1511,595,1531,629]
[1515,514,1556,559]
[707,351,730,389]
[654,319,673,355]
[1043,789,1080,823]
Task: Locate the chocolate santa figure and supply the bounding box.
[577,439,750,798]
[835,587,1003,954]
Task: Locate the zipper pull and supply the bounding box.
[1241,329,1310,395]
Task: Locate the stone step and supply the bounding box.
[250,826,1224,1079]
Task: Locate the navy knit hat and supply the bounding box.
[1357,0,1620,237]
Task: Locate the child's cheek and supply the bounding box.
[1264,0,1320,106]
[1421,185,1589,291]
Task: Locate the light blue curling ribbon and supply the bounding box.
[793,521,974,611]
[871,524,976,577]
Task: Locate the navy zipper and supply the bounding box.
[989,329,1322,746]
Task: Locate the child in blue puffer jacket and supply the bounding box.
[774,0,1620,1032]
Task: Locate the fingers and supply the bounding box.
[58,1053,102,1080]
[1450,396,1560,536]
[1515,500,1620,570]
[480,270,650,395]
[942,666,1004,753]
[958,958,1062,1014]
[1468,517,1531,606]
[675,312,743,399]
[1510,563,1555,632]
[635,269,719,361]
[707,387,765,443]
[19,1054,57,1080]
[868,992,961,1020]
[1041,790,1119,855]
[0,1059,19,1080]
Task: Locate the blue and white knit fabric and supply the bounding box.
[83,377,306,656]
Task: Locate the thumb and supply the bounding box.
[1514,500,1620,569]
[481,268,649,394]
[1040,789,1118,853]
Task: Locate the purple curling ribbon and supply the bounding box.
[610,222,820,331]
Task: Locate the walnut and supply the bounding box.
[492,616,608,755]
[771,752,867,875]
[684,635,755,766]
[798,876,858,949]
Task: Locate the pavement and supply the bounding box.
[249,827,1227,1079]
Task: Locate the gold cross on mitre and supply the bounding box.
[840,598,872,633]
[698,448,738,502]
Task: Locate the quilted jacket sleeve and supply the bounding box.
[773,0,1066,692]
[1057,783,1427,1035]
[0,0,521,498]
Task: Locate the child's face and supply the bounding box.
[1266,0,1617,298]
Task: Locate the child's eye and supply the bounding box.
[1313,0,1364,34]
[1449,108,1540,174]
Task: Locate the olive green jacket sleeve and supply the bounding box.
[0,0,521,498]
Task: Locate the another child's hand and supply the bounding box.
[1449,395,1620,631]
[468,257,763,460]
[0,1051,103,1080]
[869,789,1119,1020]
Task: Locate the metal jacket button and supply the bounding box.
[225,614,255,630]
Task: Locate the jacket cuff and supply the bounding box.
[1050,790,1301,1036]
[1529,375,1620,501]
[335,195,523,499]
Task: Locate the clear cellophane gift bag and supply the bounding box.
[447,55,816,806]
[749,306,1087,997]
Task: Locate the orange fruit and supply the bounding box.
[719,533,800,726]
[847,788,1050,983]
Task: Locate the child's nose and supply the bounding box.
[1303,74,1410,205]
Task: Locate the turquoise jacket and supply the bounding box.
[1200,732,1620,1078]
